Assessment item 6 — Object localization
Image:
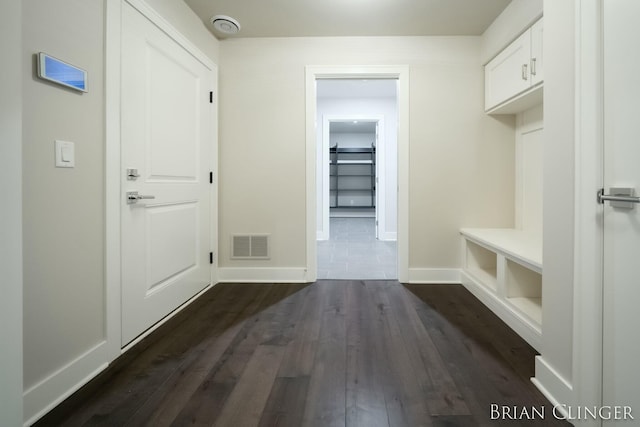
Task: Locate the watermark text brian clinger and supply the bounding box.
[490,404,634,421]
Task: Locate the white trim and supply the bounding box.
[379,231,397,241]
[124,0,214,70]
[572,0,604,422]
[105,0,123,363]
[23,342,108,426]
[408,268,461,284]
[218,268,310,283]
[532,356,574,415]
[305,65,410,283]
[320,114,386,240]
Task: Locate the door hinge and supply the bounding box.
[209,252,214,264]
[209,91,213,103]
[209,171,213,184]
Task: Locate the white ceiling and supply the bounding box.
[184,0,512,39]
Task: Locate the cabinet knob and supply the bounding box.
[521,64,528,81]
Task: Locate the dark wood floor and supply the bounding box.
[36,281,569,426]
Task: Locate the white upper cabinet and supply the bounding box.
[485,17,544,113]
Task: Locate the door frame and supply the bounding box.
[305,66,409,283]
[574,0,604,420]
[105,0,218,360]
[319,114,387,241]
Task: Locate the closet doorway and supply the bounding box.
[315,79,398,280]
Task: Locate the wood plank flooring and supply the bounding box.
[35,281,569,426]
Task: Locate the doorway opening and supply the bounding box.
[315,79,398,280]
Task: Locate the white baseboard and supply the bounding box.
[218,267,310,283]
[407,268,461,284]
[23,341,108,426]
[532,356,573,414]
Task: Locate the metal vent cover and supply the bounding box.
[231,234,270,259]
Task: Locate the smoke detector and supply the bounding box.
[210,15,241,35]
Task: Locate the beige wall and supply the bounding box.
[1,0,23,424]
[219,37,515,272]
[22,0,107,392]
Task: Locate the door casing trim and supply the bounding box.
[305,66,409,282]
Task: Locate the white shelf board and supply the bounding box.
[336,160,372,164]
[486,84,543,115]
[460,228,542,273]
[507,297,542,326]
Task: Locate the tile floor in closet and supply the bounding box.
[317,217,397,280]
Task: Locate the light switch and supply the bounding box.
[55,140,75,168]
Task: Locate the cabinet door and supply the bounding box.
[530,18,544,86]
[485,30,532,110]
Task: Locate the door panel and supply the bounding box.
[147,203,198,290]
[148,43,200,181]
[121,2,213,346]
[602,0,640,422]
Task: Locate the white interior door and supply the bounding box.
[602,0,640,422]
[120,2,214,346]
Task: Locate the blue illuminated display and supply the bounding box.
[37,53,87,92]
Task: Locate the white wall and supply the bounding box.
[481,0,543,64]
[219,37,515,279]
[0,0,23,425]
[22,0,219,423]
[535,0,575,406]
[317,96,398,239]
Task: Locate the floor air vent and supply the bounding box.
[231,234,270,259]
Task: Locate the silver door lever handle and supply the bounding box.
[127,191,156,204]
[598,188,640,208]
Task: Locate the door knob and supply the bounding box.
[126,191,155,204]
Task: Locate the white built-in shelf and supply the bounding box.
[460,228,543,351]
[460,228,542,273]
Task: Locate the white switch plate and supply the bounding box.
[55,140,75,168]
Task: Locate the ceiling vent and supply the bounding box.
[210,15,241,35]
[232,234,270,259]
